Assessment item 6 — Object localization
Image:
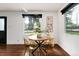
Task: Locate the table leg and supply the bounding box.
[32,45,39,56]
[32,40,47,56]
[42,48,47,55]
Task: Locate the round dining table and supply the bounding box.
[28,34,48,56]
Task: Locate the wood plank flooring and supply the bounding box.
[0,44,70,56]
[0,44,26,56]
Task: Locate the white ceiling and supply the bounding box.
[0,3,66,12]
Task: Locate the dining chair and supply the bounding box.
[41,32,55,48]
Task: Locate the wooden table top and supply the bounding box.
[28,34,48,41]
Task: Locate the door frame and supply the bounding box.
[0,16,7,44]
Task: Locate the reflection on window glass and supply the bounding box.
[64,4,79,35]
[0,19,4,31]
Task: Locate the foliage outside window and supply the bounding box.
[24,15,42,35]
[64,4,79,35]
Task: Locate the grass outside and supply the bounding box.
[26,31,79,35]
[25,32,42,36]
[27,32,39,35]
[66,31,79,35]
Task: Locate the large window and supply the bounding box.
[23,14,42,34]
[64,4,79,35]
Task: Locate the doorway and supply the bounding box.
[0,16,7,44]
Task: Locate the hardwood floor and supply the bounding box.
[0,44,26,56]
[0,44,70,56]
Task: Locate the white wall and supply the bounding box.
[42,12,59,43]
[58,4,79,56]
[0,11,58,44]
[0,12,24,44]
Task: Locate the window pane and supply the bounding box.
[64,4,79,35]
[0,18,4,31]
[24,15,41,34]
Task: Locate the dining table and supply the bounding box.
[28,34,49,56]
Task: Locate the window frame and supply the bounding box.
[23,14,42,33]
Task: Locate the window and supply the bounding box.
[0,18,4,31]
[23,14,42,34]
[64,4,79,35]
